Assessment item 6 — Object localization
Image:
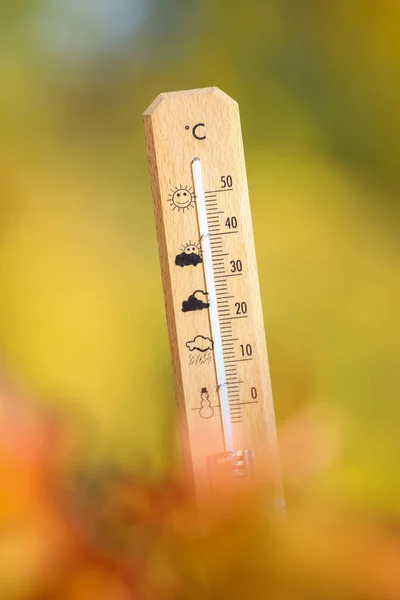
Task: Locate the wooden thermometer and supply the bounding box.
[144,87,284,510]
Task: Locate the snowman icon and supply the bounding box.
[199,387,214,419]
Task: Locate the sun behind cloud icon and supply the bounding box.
[175,241,203,267]
[168,185,194,213]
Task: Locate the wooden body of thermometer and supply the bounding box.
[144,87,284,509]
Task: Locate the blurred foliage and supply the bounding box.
[0,0,398,570]
[0,380,400,599]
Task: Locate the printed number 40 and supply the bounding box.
[225,216,237,229]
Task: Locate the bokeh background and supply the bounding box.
[0,0,399,597]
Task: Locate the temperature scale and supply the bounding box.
[144,87,284,510]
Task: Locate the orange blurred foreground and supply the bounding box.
[0,377,399,599]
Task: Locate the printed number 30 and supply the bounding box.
[230,260,243,273]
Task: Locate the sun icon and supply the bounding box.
[168,185,195,213]
[182,241,201,256]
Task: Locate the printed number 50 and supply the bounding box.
[221,175,233,188]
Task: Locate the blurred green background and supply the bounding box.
[0,0,398,514]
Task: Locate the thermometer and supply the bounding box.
[144,87,284,510]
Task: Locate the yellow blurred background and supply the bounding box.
[0,0,399,521]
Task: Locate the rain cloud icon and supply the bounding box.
[186,335,214,353]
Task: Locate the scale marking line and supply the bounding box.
[209,231,238,237]
[225,358,254,364]
[229,401,258,406]
[220,316,247,322]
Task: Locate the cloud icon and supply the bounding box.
[186,335,214,353]
[182,290,210,313]
[175,251,203,268]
